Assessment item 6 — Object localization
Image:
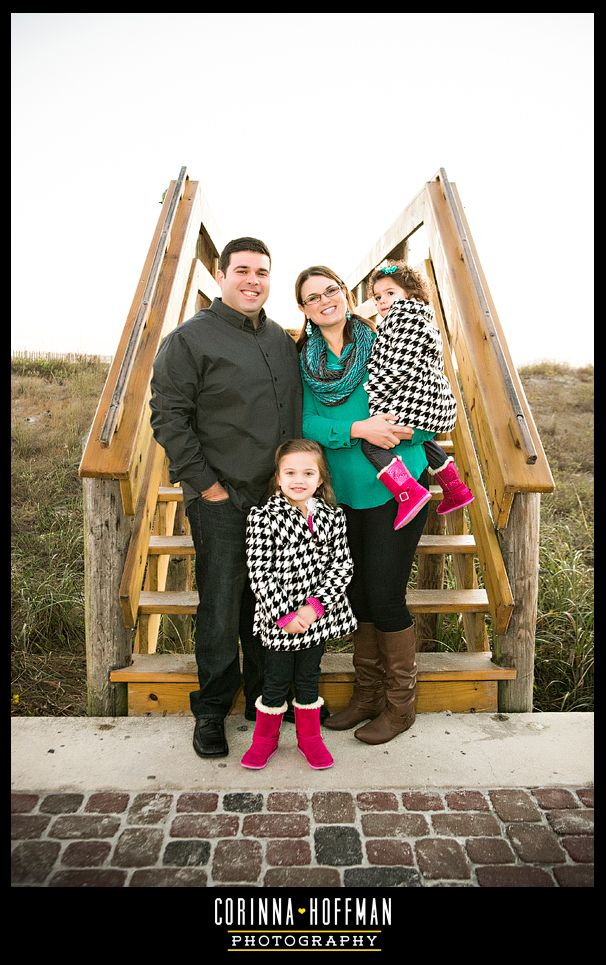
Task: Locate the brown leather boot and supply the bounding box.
[324,623,386,730]
[354,625,417,744]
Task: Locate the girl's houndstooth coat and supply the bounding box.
[246,492,357,651]
[365,298,457,433]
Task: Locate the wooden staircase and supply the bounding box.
[79,166,554,718]
[139,490,489,619]
[112,431,513,715]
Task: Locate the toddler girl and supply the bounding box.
[364,260,473,529]
[242,439,357,769]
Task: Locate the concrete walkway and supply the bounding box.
[11,712,594,887]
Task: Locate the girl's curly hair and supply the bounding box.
[368,260,430,304]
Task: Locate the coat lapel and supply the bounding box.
[267,492,331,542]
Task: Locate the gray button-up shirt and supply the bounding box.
[150,298,302,512]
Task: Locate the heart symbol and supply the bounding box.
[298,908,306,914]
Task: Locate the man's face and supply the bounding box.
[216,251,270,318]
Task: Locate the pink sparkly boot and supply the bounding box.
[377,456,432,530]
[431,459,474,515]
[241,697,287,769]
[293,697,334,769]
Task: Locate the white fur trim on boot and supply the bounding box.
[376,457,399,480]
[255,696,288,715]
[427,456,453,475]
[292,696,324,710]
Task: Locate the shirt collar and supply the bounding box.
[210,297,267,333]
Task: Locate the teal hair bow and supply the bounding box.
[380,265,398,275]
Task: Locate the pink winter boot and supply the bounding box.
[431,459,474,515]
[377,456,432,530]
[241,697,287,769]
[293,697,334,769]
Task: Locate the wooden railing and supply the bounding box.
[79,166,554,716]
[79,168,225,712]
[347,168,554,709]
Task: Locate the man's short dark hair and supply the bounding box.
[219,237,271,274]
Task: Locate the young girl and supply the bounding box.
[242,439,357,770]
[363,260,474,530]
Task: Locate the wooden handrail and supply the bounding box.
[425,259,514,634]
[99,166,188,447]
[436,169,537,465]
[78,174,211,501]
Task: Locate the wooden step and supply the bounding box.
[158,486,184,501]
[147,533,477,557]
[138,587,490,615]
[158,484,450,503]
[417,534,476,554]
[110,650,515,716]
[435,439,454,453]
[148,535,196,555]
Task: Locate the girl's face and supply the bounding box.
[372,276,409,318]
[298,276,348,333]
[277,451,322,509]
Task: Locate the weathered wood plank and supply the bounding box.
[148,535,196,554]
[495,492,541,712]
[79,175,188,478]
[426,258,514,634]
[111,649,516,681]
[79,178,206,482]
[424,180,554,527]
[158,486,183,501]
[346,186,426,293]
[124,679,499,715]
[83,476,133,716]
[136,587,491,616]
[119,443,167,629]
[450,181,554,478]
[146,532,475,557]
[418,534,476,554]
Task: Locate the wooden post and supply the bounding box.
[494,492,541,711]
[83,476,134,715]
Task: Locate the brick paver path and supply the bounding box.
[11,786,593,887]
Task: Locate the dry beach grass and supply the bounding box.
[11,356,593,716]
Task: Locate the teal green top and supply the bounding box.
[302,345,433,509]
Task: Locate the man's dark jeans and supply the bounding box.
[186,497,265,719]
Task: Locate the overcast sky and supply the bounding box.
[11,13,593,367]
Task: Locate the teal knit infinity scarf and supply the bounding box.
[300,319,375,406]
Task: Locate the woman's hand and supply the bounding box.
[351,413,414,448]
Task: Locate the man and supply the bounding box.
[150,237,302,757]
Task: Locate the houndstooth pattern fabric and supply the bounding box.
[246,492,357,651]
[365,298,457,433]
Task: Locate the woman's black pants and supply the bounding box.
[342,470,429,632]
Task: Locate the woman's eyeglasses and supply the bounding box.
[302,284,342,307]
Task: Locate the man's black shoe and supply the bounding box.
[193,715,228,758]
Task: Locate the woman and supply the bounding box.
[295,266,434,745]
